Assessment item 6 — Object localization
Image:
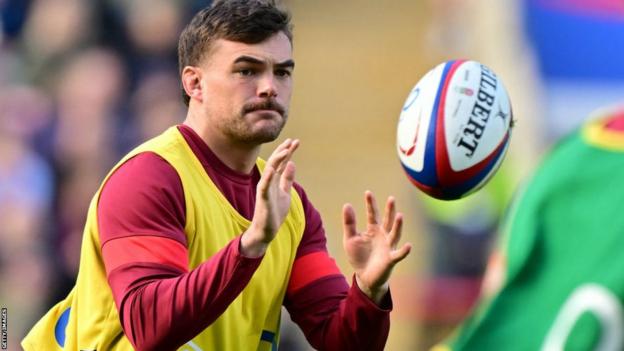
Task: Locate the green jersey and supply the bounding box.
[437,107,624,351]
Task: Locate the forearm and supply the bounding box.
[107,236,262,351]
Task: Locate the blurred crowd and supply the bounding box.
[0,0,210,348]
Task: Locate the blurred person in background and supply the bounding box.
[48,47,127,293]
[22,1,411,350]
[0,85,55,351]
[18,0,95,87]
[432,1,624,349]
[1,4,58,351]
[435,105,624,350]
[127,69,186,143]
[102,0,184,98]
[51,47,125,170]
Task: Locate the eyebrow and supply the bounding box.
[233,55,295,69]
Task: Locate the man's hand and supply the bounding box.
[240,138,299,257]
[343,191,412,304]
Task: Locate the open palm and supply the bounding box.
[343,191,412,303]
[241,138,299,257]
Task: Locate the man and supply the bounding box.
[22,1,412,350]
[434,105,624,350]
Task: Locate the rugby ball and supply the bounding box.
[397,60,513,200]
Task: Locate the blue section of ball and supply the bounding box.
[414,60,458,188]
[402,163,434,187]
[55,307,71,347]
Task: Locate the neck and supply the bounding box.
[183,108,260,174]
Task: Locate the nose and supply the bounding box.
[258,74,277,98]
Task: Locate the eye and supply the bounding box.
[275,69,292,78]
[238,68,255,77]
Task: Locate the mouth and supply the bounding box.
[247,109,282,118]
[243,99,285,118]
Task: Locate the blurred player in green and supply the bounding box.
[435,105,624,350]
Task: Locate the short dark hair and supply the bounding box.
[178,0,293,105]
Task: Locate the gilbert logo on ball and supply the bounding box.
[397,60,513,200]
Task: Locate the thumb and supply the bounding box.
[390,243,412,264]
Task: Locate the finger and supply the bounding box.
[266,139,293,169]
[257,166,275,199]
[382,196,396,233]
[390,243,412,264]
[279,161,296,192]
[276,139,299,174]
[388,213,403,248]
[365,191,379,226]
[342,203,358,239]
[266,148,290,173]
[272,138,293,155]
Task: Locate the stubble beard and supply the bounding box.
[222,105,288,145]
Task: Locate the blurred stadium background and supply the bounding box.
[1,0,623,350]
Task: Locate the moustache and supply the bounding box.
[242,99,286,117]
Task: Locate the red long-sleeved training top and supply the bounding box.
[97,124,392,351]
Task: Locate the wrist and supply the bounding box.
[240,229,269,258]
[355,275,389,305]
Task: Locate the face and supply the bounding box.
[191,31,294,145]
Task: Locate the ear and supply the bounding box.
[181,66,203,103]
